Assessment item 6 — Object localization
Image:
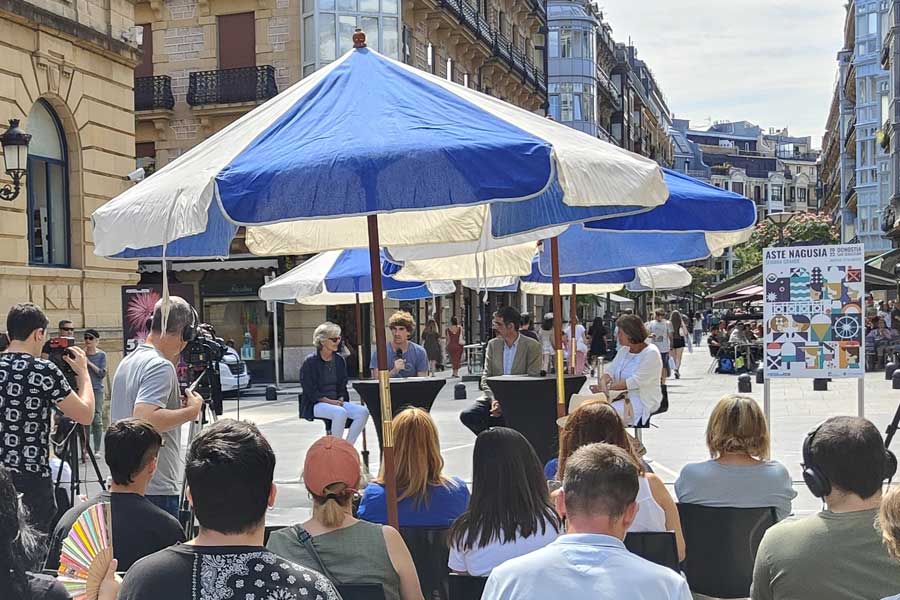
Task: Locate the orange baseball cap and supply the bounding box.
[303,436,361,497]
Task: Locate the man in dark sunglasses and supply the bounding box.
[41,319,75,359]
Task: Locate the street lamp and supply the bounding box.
[0,119,31,201]
[767,211,795,246]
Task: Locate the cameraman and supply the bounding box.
[0,303,95,533]
[110,296,203,518]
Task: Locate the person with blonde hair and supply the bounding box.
[878,486,900,600]
[359,407,469,526]
[267,437,423,600]
[371,311,428,378]
[675,394,795,521]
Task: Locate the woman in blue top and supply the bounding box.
[359,407,469,527]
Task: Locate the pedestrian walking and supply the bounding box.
[422,319,442,376]
[445,317,464,378]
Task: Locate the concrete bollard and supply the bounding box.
[454,382,467,400]
[893,370,900,390]
[887,362,898,381]
[756,365,764,384]
[813,378,828,391]
[738,373,752,394]
[265,385,278,401]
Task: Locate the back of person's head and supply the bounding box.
[879,485,900,562]
[451,316,459,326]
[616,314,648,344]
[520,312,532,328]
[558,401,643,480]
[149,296,194,337]
[706,394,770,460]
[426,319,438,333]
[495,306,521,329]
[378,407,446,503]
[303,437,362,528]
[0,465,44,600]
[670,311,683,331]
[541,313,554,331]
[186,419,276,534]
[562,443,639,520]
[451,428,559,551]
[6,302,49,342]
[104,419,163,485]
[804,416,892,500]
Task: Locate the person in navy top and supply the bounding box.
[370,311,429,378]
[359,407,469,527]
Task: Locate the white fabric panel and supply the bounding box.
[390,243,538,281]
[257,251,339,301]
[520,282,623,295]
[630,265,692,291]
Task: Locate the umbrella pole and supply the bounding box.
[355,293,370,471]
[550,237,565,420]
[366,215,399,530]
[570,286,577,375]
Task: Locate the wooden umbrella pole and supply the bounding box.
[366,215,399,529]
[550,237,565,419]
[569,285,577,375]
[354,293,370,469]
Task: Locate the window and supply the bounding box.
[135,24,153,78]
[560,29,572,58]
[446,57,453,81]
[218,13,256,69]
[27,100,69,267]
[549,94,560,120]
[754,185,762,201]
[731,182,744,196]
[798,187,807,201]
[548,30,559,58]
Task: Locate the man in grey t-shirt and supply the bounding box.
[110,297,202,517]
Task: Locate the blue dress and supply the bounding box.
[358,477,470,527]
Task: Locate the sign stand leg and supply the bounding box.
[858,376,865,418]
[763,377,771,433]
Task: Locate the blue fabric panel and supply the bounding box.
[523,260,635,284]
[387,285,440,300]
[583,168,756,232]
[324,249,422,293]
[216,49,553,223]
[539,228,713,277]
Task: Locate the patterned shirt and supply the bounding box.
[119,544,340,600]
[0,352,72,477]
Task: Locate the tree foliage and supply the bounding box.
[733,212,840,273]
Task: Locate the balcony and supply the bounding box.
[187,66,278,107]
[135,76,175,111]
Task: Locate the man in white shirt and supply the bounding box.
[646,309,673,380]
[483,443,691,600]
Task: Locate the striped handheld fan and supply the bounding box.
[56,502,113,600]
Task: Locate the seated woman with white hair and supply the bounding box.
[299,322,369,444]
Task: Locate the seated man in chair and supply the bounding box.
[459,306,541,435]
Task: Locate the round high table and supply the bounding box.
[353,378,446,450]
[485,374,587,465]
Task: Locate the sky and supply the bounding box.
[600,1,847,148]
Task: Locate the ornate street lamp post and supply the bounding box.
[0,119,32,201]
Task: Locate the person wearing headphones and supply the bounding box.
[110,297,203,518]
[750,416,900,600]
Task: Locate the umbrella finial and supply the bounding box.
[353,28,367,48]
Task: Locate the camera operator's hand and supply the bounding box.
[183,389,203,418]
[63,345,89,374]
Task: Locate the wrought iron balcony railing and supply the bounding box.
[135,76,175,111]
[187,66,278,106]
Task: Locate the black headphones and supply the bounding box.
[802,421,898,498]
[147,305,199,342]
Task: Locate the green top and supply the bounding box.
[267,520,401,600]
[751,508,900,600]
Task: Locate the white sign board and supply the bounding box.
[762,243,865,378]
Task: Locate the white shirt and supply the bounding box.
[629,476,667,533]
[483,534,691,600]
[448,525,559,576]
[575,324,588,353]
[502,334,520,375]
[608,345,663,425]
[646,319,673,353]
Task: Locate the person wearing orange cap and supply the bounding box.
[267,437,424,600]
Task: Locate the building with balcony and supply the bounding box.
[0,0,142,371]
[546,0,599,135]
[880,0,900,245]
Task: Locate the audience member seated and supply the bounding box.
[448,428,560,576]
[47,419,186,571]
[1,464,69,600]
[118,420,339,600]
[675,395,796,521]
[544,401,685,560]
[707,324,725,356]
[728,322,751,344]
[267,436,423,600]
[750,416,900,600]
[483,443,691,599]
[867,318,896,369]
[878,486,900,600]
[359,407,469,527]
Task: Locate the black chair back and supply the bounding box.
[399,527,451,599]
[336,584,387,600]
[677,503,777,598]
[448,573,488,600]
[263,524,287,545]
[623,531,679,572]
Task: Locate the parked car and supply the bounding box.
[220,348,251,392]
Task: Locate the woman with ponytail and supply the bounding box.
[267,437,423,600]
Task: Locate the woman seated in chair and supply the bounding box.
[675,394,796,521]
[359,407,470,527]
[267,437,423,600]
[448,428,559,576]
[867,317,896,370]
[547,401,685,561]
[299,322,369,444]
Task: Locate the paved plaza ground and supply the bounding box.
[70,339,900,526]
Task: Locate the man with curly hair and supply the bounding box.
[371,310,428,378]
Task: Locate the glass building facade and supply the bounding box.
[302,0,400,76]
[547,0,597,135]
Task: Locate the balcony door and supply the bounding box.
[135,24,153,78]
[218,13,256,69]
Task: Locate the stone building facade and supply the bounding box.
[0,0,141,371]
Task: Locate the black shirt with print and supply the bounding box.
[0,352,72,477]
[119,544,341,600]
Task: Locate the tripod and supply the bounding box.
[178,370,218,538]
[53,417,106,506]
[886,402,900,451]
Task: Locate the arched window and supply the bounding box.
[27,100,69,267]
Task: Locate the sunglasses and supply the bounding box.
[328,337,341,343]
[61,327,74,332]
[84,336,95,341]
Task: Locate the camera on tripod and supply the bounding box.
[46,336,78,391]
[182,323,229,416]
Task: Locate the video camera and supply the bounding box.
[182,323,229,415]
[46,336,78,391]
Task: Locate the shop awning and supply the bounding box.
[712,285,763,304]
[139,258,279,273]
[606,293,634,305]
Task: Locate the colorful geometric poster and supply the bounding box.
[763,244,864,378]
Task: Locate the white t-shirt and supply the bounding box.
[575,324,588,353]
[646,319,673,353]
[608,345,663,425]
[449,525,560,576]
